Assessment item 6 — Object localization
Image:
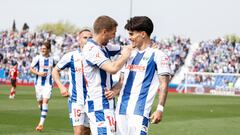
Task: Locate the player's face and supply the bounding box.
[78,31,93,45]
[102,27,117,45]
[128,30,144,48]
[41,45,50,56]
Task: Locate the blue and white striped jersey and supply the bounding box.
[56,49,87,104]
[116,47,172,118]
[31,55,54,87]
[82,39,121,112]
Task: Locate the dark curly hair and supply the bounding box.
[124,16,154,36]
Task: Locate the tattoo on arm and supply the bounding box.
[158,75,170,106]
[111,73,124,96]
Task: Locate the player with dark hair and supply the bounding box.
[30,41,55,132]
[105,16,172,135]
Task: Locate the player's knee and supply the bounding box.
[73,126,81,135]
[42,99,49,104]
[83,127,91,135]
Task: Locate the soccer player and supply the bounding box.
[105,16,172,135]
[9,62,19,99]
[52,29,92,135]
[30,41,55,132]
[82,15,133,135]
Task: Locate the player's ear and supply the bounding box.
[101,29,107,34]
[140,31,147,39]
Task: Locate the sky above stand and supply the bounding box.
[1,0,239,42]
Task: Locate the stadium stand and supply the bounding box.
[187,38,240,88]
[0,30,191,85]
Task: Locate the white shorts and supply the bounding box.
[68,101,90,127]
[87,109,116,135]
[35,85,52,101]
[116,114,149,135]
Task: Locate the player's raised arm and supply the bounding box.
[101,45,133,74]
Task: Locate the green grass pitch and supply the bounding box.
[1,84,240,135]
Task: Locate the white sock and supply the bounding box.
[39,103,48,125]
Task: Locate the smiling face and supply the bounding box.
[41,44,50,57]
[124,16,154,49]
[128,30,145,48]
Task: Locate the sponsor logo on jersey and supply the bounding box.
[41,65,53,69]
[126,65,146,71]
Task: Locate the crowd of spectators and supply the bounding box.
[154,36,191,73]
[0,29,191,84]
[0,29,73,84]
[187,38,240,87]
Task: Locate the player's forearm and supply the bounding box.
[102,56,128,74]
[111,55,129,73]
[111,81,123,96]
[113,74,124,96]
[52,68,64,89]
[30,67,39,75]
[158,75,170,107]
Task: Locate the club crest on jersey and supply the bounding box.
[74,118,80,122]
[142,56,150,61]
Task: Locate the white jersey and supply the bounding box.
[56,50,87,104]
[31,55,54,87]
[116,47,172,118]
[82,39,121,112]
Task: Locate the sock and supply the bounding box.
[39,103,48,125]
[12,91,15,97]
[10,91,15,96]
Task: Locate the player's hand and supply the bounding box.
[151,43,159,49]
[60,87,69,97]
[150,110,163,124]
[121,45,133,58]
[104,88,114,100]
[38,72,47,77]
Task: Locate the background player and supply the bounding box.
[52,29,92,135]
[30,41,55,132]
[9,62,19,99]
